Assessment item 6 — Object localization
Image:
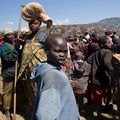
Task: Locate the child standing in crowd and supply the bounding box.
[31,34,80,120]
[72,51,85,78]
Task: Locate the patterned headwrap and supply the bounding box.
[22,2,53,28]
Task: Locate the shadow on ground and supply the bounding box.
[80,103,119,120]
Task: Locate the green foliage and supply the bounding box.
[0,31,2,35]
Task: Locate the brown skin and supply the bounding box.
[106,36,113,48]
[4,33,15,45]
[45,35,68,67]
[74,51,84,60]
[29,19,41,35]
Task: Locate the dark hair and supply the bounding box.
[44,34,65,51]
[105,31,112,36]
[98,36,108,48]
[113,31,116,35]
[3,35,10,42]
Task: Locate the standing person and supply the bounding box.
[72,51,85,79]
[0,28,18,120]
[87,35,113,118]
[31,34,80,120]
[18,2,53,79]
[16,2,53,119]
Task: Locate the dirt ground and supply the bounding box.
[80,103,120,120]
[0,104,119,120]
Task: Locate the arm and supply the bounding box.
[73,61,80,71]
[103,50,113,75]
[36,71,61,120]
[36,88,61,120]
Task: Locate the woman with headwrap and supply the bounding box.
[16,2,53,119]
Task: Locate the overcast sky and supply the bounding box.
[0,0,120,31]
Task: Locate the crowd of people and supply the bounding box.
[0,2,120,120]
[64,31,120,119]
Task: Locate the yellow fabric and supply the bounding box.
[22,2,45,22]
[113,53,120,62]
[18,35,47,79]
[21,2,53,29]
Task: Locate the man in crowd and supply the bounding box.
[0,28,18,120]
[87,35,113,119]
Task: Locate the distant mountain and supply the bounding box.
[96,17,120,27]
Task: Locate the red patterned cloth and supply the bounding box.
[88,84,111,105]
[0,35,4,45]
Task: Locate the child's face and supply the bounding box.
[5,33,15,44]
[47,37,68,66]
[75,52,84,60]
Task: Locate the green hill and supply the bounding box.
[97,17,120,27]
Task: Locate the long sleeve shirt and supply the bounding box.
[31,62,80,120]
